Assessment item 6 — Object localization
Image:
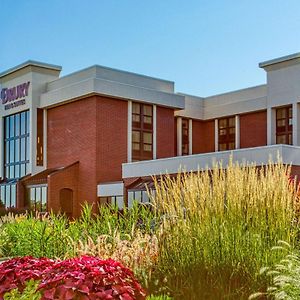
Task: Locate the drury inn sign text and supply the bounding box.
[0,81,30,110]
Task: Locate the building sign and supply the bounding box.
[0,82,30,110]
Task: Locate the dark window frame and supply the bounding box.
[132,103,153,161]
[218,116,236,151]
[276,106,292,145]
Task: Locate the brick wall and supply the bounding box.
[157,106,175,158]
[240,110,267,148]
[47,96,98,214]
[96,97,127,183]
[48,162,79,217]
[192,119,215,154]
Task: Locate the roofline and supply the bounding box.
[0,60,62,78]
[259,52,300,68]
[52,63,174,85]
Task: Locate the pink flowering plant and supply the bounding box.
[0,256,146,300]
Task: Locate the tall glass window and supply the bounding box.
[276,106,292,145]
[132,103,153,161]
[218,116,235,151]
[182,118,189,155]
[4,111,30,179]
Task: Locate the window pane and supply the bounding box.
[133,115,140,122]
[20,164,26,177]
[15,165,20,178]
[143,132,152,144]
[21,138,25,161]
[26,111,29,133]
[132,103,140,114]
[5,142,9,164]
[11,185,16,208]
[132,143,140,150]
[289,107,293,118]
[30,189,35,209]
[15,139,20,162]
[143,116,152,124]
[219,119,227,129]
[132,131,140,142]
[9,141,14,163]
[143,105,152,116]
[228,117,235,127]
[228,142,235,150]
[15,114,20,136]
[9,115,15,138]
[0,187,5,208]
[116,196,124,209]
[277,119,286,127]
[9,166,14,179]
[144,144,152,151]
[219,129,226,136]
[26,137,30,161]
[219,143,227,151]
[5,186,11,208]
[5,117,9,139]
[277,108,286,119]
[21,112,26,135]
[229,128,235,135]
[277,135,287,144]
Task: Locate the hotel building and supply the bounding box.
[1,52,300,217]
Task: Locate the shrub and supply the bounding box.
[0,256,146,300]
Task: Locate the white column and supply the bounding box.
[235,115,240,149]
[153,105,157,159]
[127,101,132,163]
[292,103,300,146]
[188,119,193,155]
[267,107,276,145]
[214,119,218,152]
[177,117,182,156]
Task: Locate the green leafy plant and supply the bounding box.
[4,279,41,300]
[249,241,300,300]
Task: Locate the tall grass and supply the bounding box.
[149,160,299,299]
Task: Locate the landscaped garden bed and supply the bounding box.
[0,161,299,299]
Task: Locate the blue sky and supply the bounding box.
[1,0,300,97]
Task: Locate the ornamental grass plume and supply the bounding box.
[148,159,298,299]
[70,224,159,287]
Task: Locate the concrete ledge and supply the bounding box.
[97,182,124,197]
[122,145,300,178]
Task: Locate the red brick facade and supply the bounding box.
[240,111,267,148]
[192,119,215,154]
[157,107,175,158]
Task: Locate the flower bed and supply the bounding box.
[0,256,146,300]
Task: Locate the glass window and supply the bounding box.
[276,106,292,145]
[132,103,153,161]
[218,116,236,151]
[4,111,30,179]
[26,185,47,212]
[181,118,189,155]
